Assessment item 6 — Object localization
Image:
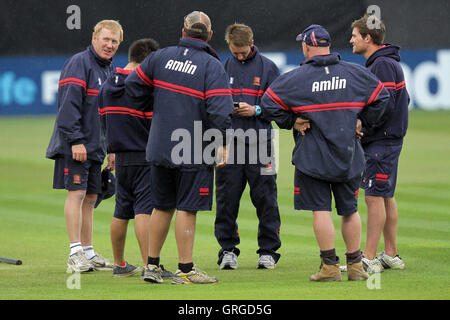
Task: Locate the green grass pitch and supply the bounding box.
[0,110,449,300]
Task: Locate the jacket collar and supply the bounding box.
[365,44,401,67]
[178,37,220,60]
[233,45,258,64]
[301,52,341,66]
[116,67,133,74]
[88,45,113,67]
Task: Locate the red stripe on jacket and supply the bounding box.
[231,88,265,96]
[116,67,133,75]
[205,88,232,98]
[99,106,153,119]
[266,88,289,110]
[136,65,154,87]
[87,89,99,96]
[382,81,406,91]
[296,106,365,113]
[58,78,101,96]
[292,102,366,113]
[153,79,205,100]
[135,66,230,100]
[375,173,388,182]
[59,77,87,86]
[367,81,384,104]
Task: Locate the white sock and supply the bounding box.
[83,246,95,259]
[70,242,82,256]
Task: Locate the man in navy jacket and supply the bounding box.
[350,14,409,273]
[98,38,173,278]
[46,20,122,273]
[215,23,281,270]
[125,11,233,284]
[261,25,389,282]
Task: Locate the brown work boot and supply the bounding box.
[309,258,342,282]
[347,260,369,281]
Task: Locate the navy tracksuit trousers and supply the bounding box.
[215,140,281,263]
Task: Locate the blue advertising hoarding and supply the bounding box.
[1,49,449,115]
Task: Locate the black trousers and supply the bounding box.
[214,141,281,264]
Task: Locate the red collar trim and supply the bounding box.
[116,67,133,74]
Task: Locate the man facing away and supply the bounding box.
[46,20,122,273]
[350,14,409,273]
[261,24,390,282]
[215,23,282,270]
[98,38,172,278]
[125,11,233,284]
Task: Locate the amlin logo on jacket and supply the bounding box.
[165,59,198,75]
[312,76,347,92]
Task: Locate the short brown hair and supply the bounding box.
[225,23,253,47]
[93,20,124,42]
[351,14,386,45]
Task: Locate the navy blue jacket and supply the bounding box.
[46,45,114,163]
[125,37,233,168]
[362,44,409,146]
[224,46,280,140]
[261,53,389,182]
[99,67,152,165]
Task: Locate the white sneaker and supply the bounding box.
[257,255,276,269]
[362,255,384,273]
[88,252,113,271]
[220,251,238,270]
[67,250,94,273]
[378,252,405,270]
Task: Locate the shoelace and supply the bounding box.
[189,268,213,282]
[259,256,274,264]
